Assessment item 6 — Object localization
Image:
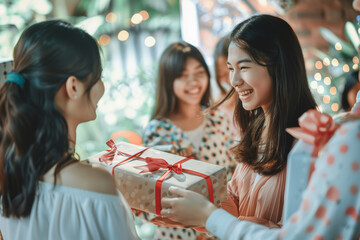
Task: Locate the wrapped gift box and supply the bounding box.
[87,141,228,215]
[283,139,315,222]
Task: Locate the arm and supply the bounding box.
[206,120,360,239]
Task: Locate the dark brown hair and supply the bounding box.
[218,14,317,175]
[214,35,231,95]
[152,41,211,119]
[0,20,102,217]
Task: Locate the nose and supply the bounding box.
[230,70,243,88]
[186,74,197,83]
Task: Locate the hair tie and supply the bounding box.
[6,72,25,89]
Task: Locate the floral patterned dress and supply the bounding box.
[141,109,236,240]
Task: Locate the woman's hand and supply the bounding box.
[155,186,217,227]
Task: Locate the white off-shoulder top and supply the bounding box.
[0,182,140,240]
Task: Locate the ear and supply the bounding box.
[65,76,85,100]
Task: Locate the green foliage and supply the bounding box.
[309,20,359,115]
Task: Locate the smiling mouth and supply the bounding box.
[239,89,253,96]
[186,88,201,94]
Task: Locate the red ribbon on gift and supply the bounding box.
[135,157,214,215]
[99,139,149,175]
[286,109,340,157]
[99,139,214,215]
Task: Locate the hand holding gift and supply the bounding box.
[88,140,228,216]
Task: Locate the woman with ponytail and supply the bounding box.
[0,20,139,239]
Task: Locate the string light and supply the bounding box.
[144,36,156,47]
[131,13,143,24]
[315,61,323,69]
[331,58,339,66]
[105,12,117,23]
[314,72,322,81]
[139,10,149,21]
[310,81,318,89]
[323,58,330,66]
[334,42,342,51]
[118,30,129,41]
[353,56,359,64]
[353,64,359,70]
[324,77,331,85]
[331,103,339,112]
[330,86,337,95]
[317,85,324,94]
[323,95,330,104]
[99,34,110,45]
[343,64,350,72]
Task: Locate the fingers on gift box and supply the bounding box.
[87,140,228,215]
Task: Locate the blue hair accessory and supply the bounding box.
[6,72,25,89]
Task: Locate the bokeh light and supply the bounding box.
[323,58,330,66]
[139,10,149,21]
[353,56,359,64]
[315,61,323,69]
[99,34,111,45]
[323,95,330,104]
[118,30,129,41]
[144,36,156,47]
[131,13,143,24]
[330,86,337,95]
[106,12,117,23]
[331,58,339,66]
[310,81,318,89]
[317,85,324,94]
[324,77,331,85]
[334,42,342,51]
[331,103,339,112]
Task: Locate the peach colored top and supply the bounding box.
[220,163,287,228]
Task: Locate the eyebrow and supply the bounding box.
[195,64,204,69]
[227,58,252,65]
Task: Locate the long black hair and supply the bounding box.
[152,41,211,119]
[218,14,317,175]
[0,20,102,217]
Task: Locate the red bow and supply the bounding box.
[99,139,118,164]
[135,157,183,174]
[286,110,339,157]
[98,139,214,215]
[99,139,149,175]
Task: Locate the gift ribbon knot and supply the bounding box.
[134,157,183,174]
[98,139,214,215]
[286,109,340,157]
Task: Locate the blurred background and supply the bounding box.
[0,0,359,159]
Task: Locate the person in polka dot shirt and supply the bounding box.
[156,108,360,239]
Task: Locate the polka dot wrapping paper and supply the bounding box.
[87,141,228,215]
[283,140,316,222]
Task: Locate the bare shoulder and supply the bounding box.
[44,161,118,195]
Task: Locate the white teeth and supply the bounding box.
[239,90,253,96]
[187,88,200,94]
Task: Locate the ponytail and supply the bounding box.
[0,20,101,218]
